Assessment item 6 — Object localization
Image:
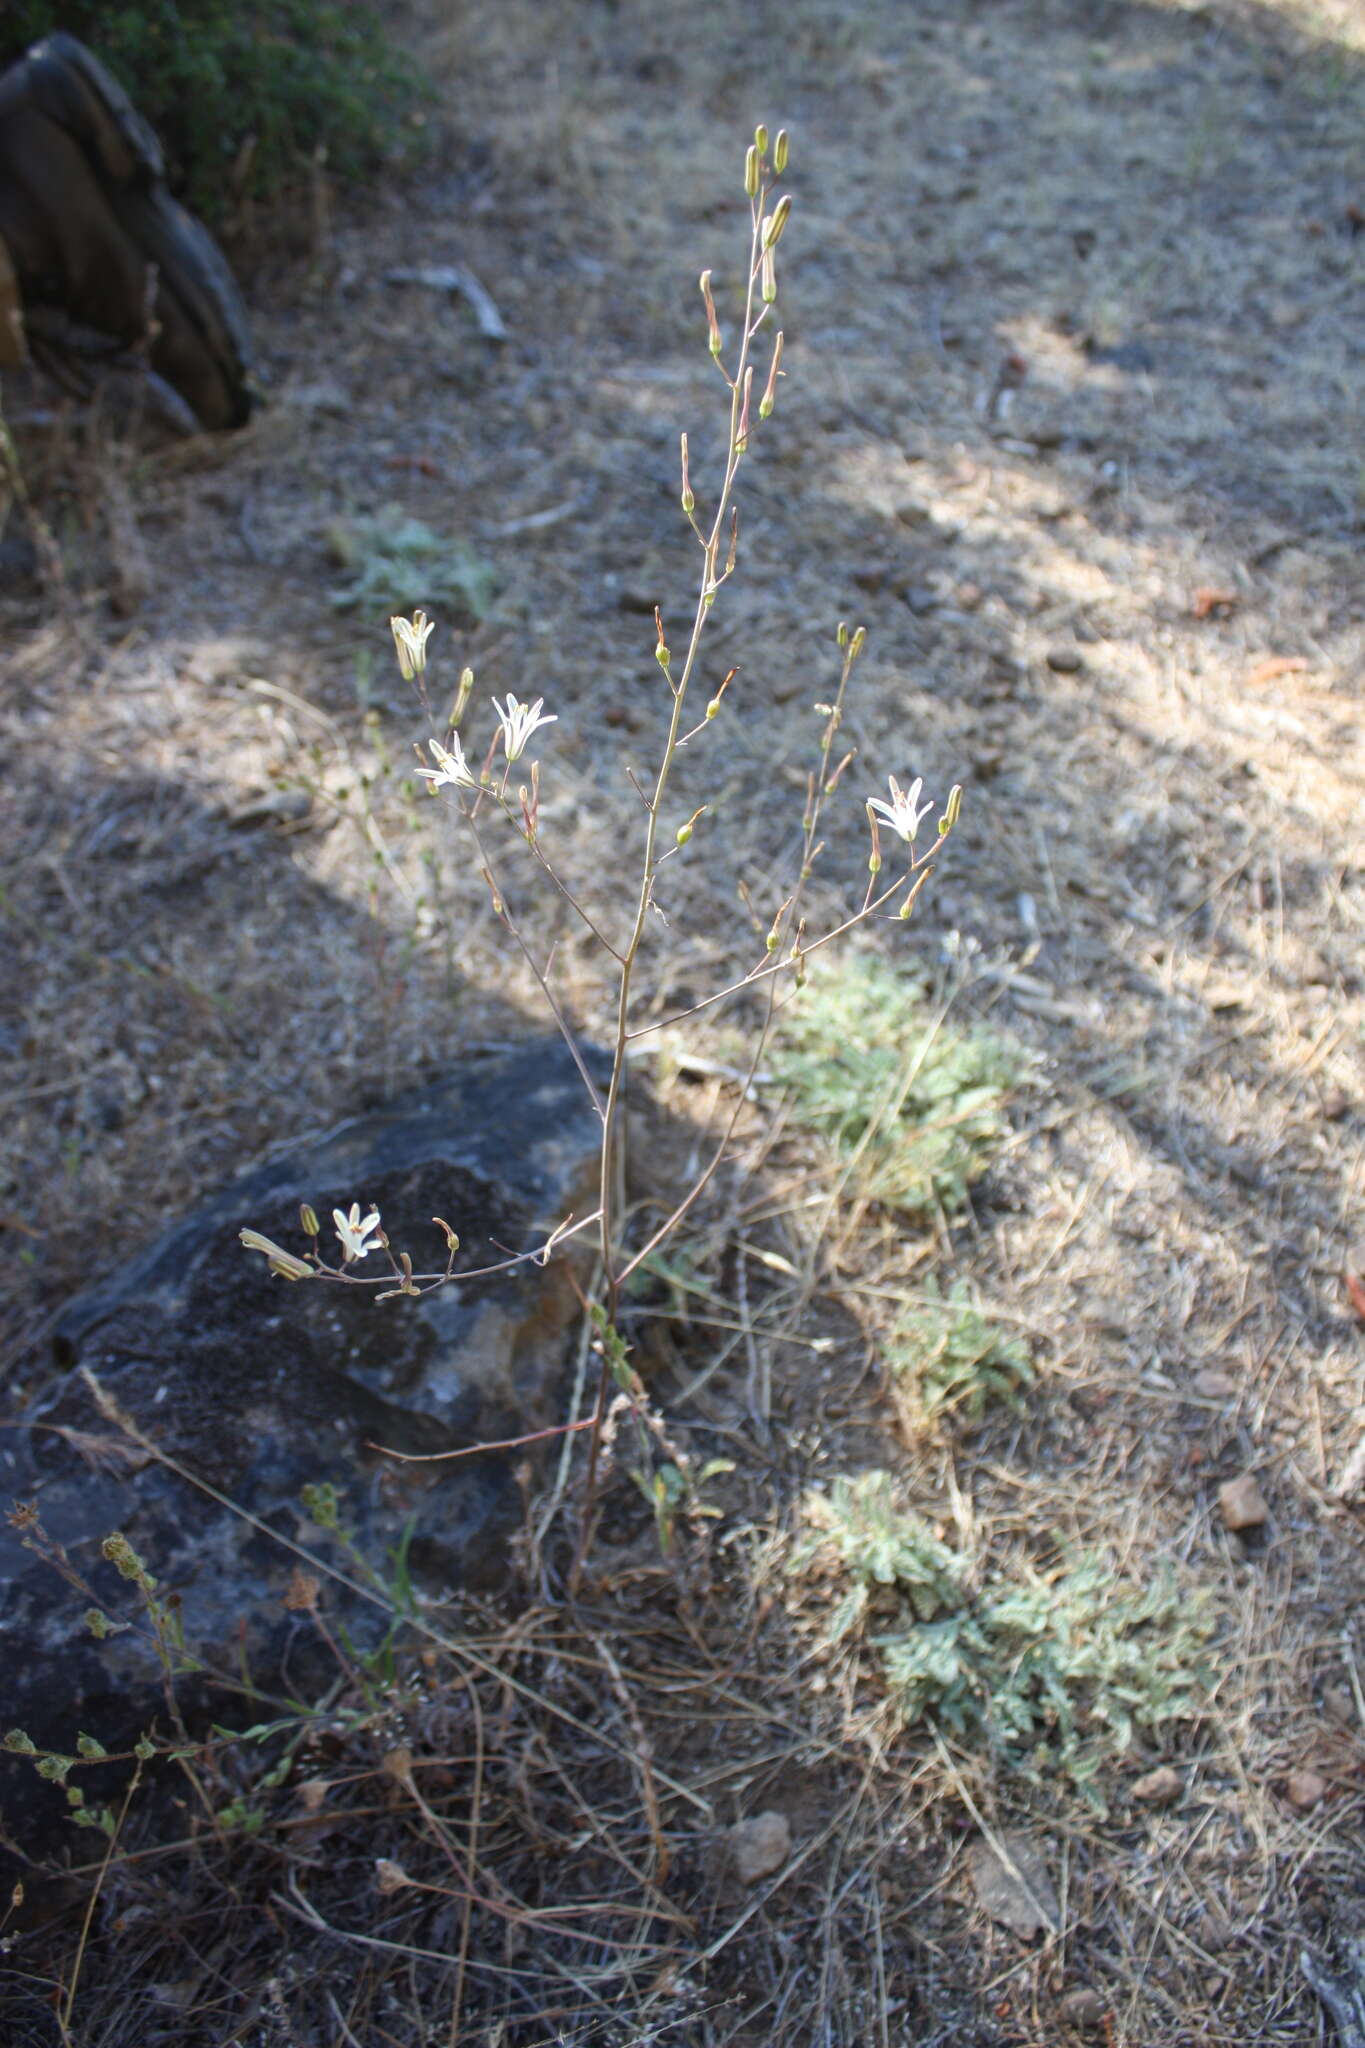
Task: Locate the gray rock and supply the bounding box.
[0,1037,607,1855]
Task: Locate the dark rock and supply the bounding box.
[0,33,255,430]
[0,1037,607,1854]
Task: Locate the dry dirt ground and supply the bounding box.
[1,0,1363,2042]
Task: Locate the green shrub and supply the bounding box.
[1,2,423,219]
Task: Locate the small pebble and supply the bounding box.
[1045,645,1084,673]
[1218,1472,1268,1531]
[1192,1369,1238,1399]
[1058,1986,1106,2029]
[1131,1765,1182,1807]
[1285,1768,1326,1811]
[728,1810,791,1883]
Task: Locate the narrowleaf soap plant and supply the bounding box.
[240,127,963,1564]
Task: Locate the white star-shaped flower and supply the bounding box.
[333,1203,383,1262]
[414,732,478,791]
[867,775,933,845]
[492,693,557,763]
[390,611,434,680]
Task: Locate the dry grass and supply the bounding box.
[1,0,1363,2040]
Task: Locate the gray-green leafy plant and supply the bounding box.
[799,1471,1214,1810]
[886,1279,1034,1423]
[327,505,497,621]
[769,958,1020,1218]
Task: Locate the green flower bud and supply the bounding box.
[76,1735,108,1760]
[941,783,963,832]
[299,1203,320,1238]
[849,625,867,659]
[837,622,850,648]
[765,195,792,247]
[869,852,882,874]
[754,123,769,154]
[676,823,693,846]
[4,1730,36,1755]
[744,145,760,196]
[774,129,789,173]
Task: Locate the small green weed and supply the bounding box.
[770,959,1021,1218]
[327,505,497,621]
[886,1279,1034,1424]
[798,1471,1214,1810]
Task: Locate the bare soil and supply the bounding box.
[0,0,1362,2042]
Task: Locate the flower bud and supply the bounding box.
[774,128,789,174]
[761,247,776,304]
[239,1228,314,1281]
[869,852,882,874]
[699,270,722,357]
[849,625,867,659]
[680,430,694,514]
[299,1203,320,1238]
[765,194,792,246]
[941,783,963,833]
[837,621,850,648]
[759,330,784,419]
[744,145,760,196]
[705,666,737,721]
[735,366,753,452]
[754,123,769,155]
[676,823,693,846]
[451,665,475,728]
[433,1216,461,1254]
[390,610,434,681]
